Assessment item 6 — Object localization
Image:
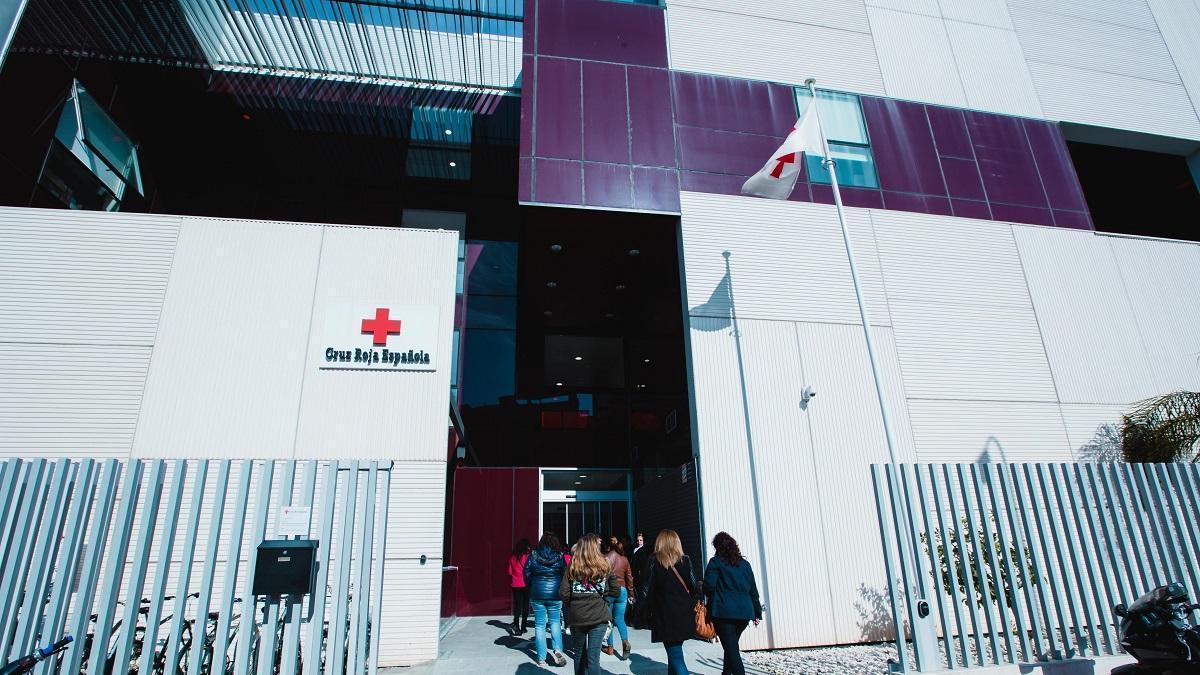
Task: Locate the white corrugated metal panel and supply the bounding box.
[890,298,1058,402]
[666,0,871,33]
[689,317,836,648]
[1011,8,1180,84]
[796,322,916,644]
[868,7,967,107]
[865,0,940,16]
[133,218,323,458]
[1026,61,1200,140]
[681,192,891,326]
[384,460,445,560]
[0,344,150,456]
[1010,226,1158,405]
[939,0,1014,29]
[0,207,179,346]
[1106,235,1200,393]
[1058,403,1128,459]
[295,225,458,460]
[666,5,886,93]
[1147,0,1200,126]
[945,21,1044,118]
[907,400,1073,462]
[1006,0,1159,30]
[870,209,1032,309]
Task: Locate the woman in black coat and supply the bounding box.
[703,532,762,675]
[639,529,698,675]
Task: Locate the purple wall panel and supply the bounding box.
[534,158,583,204]
[926,106,973,159]
[519,157,532,202]
[883,191,952,216]
[1053,210,1093,229]
[862,97,947,197]
[679,170,745,196]
[672,72,793,135]
[534,0,668,67]
[810,183,834,205]
[582,61,630,164]
[991,202,1054,226]
[950,199,992,220]
[584,161,634,208]
[634,166,681,212]
[965,111,1048,209]
[939,156,987,201]
[1024,120,1090,212]
[676,126,782,176]
[533,57,582,160]
[628,67,676,168]
[520,54,535,157]
[839,187,885,209]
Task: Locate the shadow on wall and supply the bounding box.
[978,436,1008,464]
[855,582,901,643]
[1077,424,1122,463]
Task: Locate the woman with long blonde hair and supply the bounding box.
[559,533,619,674]
[637,529,699,675]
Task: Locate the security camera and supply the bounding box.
[799,386,816,410]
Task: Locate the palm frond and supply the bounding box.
[1121,390,1200,463]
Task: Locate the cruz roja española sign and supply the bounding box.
[319,305,439,372]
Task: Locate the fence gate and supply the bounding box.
[0,458,392,675]
[872,462,1200,672]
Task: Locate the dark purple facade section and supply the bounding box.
[518,0,1092,228]
[520,0,678,213]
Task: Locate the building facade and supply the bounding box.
[1,0,1199,664]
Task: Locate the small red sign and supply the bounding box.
[361,308,401,346]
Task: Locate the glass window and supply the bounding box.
[794,88,878,189]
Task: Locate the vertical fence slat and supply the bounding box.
[930,465,970,668]
[870,465,909,674]
[1071,464,1119,655]
[164,459,208,675]
[970,465,1013,664]
[138,462,188,675]
[988,465,1032,663]
[367,466,391,675]
[1119,464,1162,589]
[186,459,227,675]
[1085,465,1132,612]
[1100,464,1146,599]
[37,459,97,675]
[62,460,121,675]
[13,458,71,656]
[915,464,956,669]
[234,460,276,675]
[945,465,985,665]
[955,465,1000,665]
[213,461,255,675]
[1014,464,1061,659]
[1165,464,1200,598]
[1034,464,1086,656]
[256,461,295,675]
[0,461,22,567]
[281,461,318,675]
[1136,464,1182,586]
[86,460,145,675]
[305,462,340,675]
[350,462,379,675]
[327,461,361,675]
[1050,463,1100,656]
[113,460,167,674]
[0,460,47,654]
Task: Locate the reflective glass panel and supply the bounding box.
[795,88,869,145]
[805,143,879,189]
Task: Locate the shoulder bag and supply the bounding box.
[669,564,715,641]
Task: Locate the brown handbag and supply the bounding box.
[669,564,715,641]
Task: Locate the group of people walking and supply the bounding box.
[506,529,763,675]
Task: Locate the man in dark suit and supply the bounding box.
[629,532,649,628]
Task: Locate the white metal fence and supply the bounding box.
[872,462,1200,672]
[0,458,391,675]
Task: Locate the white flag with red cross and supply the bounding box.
[741,104,825,199]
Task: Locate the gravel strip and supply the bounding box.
[744,642,911,674]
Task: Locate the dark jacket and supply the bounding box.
[703,556,763,621]
[640,555,699,644]
[559,572,619,627]
[524,546,566,601]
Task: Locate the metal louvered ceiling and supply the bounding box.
[14,0,523,96]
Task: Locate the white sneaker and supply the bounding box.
[536,660,547,668]
[553,651,568,666]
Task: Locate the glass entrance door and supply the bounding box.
[540,469,633,545]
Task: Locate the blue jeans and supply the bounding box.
[664,641,689,675]
[606,587,629,646]
[530,600,563,662]
[571,623,607,675]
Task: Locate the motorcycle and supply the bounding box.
[1112,583,1200,674]
[0,636,73,675]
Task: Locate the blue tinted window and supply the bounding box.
[461,329,516,407]
[794,88,878,189]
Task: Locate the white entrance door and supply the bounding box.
[539,469,634,545]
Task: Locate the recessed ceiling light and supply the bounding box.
[643,358,651,363]
[550,244,563,252]
[628,249,640,257]
[543,310,553,317]
[574,356,583,361]
[605,313,615,319]
[241,113,252,121]
[579,474,588,478]
[575,481,582,485]
[615,284,626,291]
[547,281,557,288]
[556,382,563,387]
[449,161,457,167]
[444,129,453,135]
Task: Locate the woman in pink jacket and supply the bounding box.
[508,538,531,634]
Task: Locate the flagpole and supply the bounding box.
[803,78,938,669]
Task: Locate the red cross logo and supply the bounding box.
[770,152,797,178]
[361,308,401,346]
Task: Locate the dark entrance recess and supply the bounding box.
[1066,141,1200,241]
